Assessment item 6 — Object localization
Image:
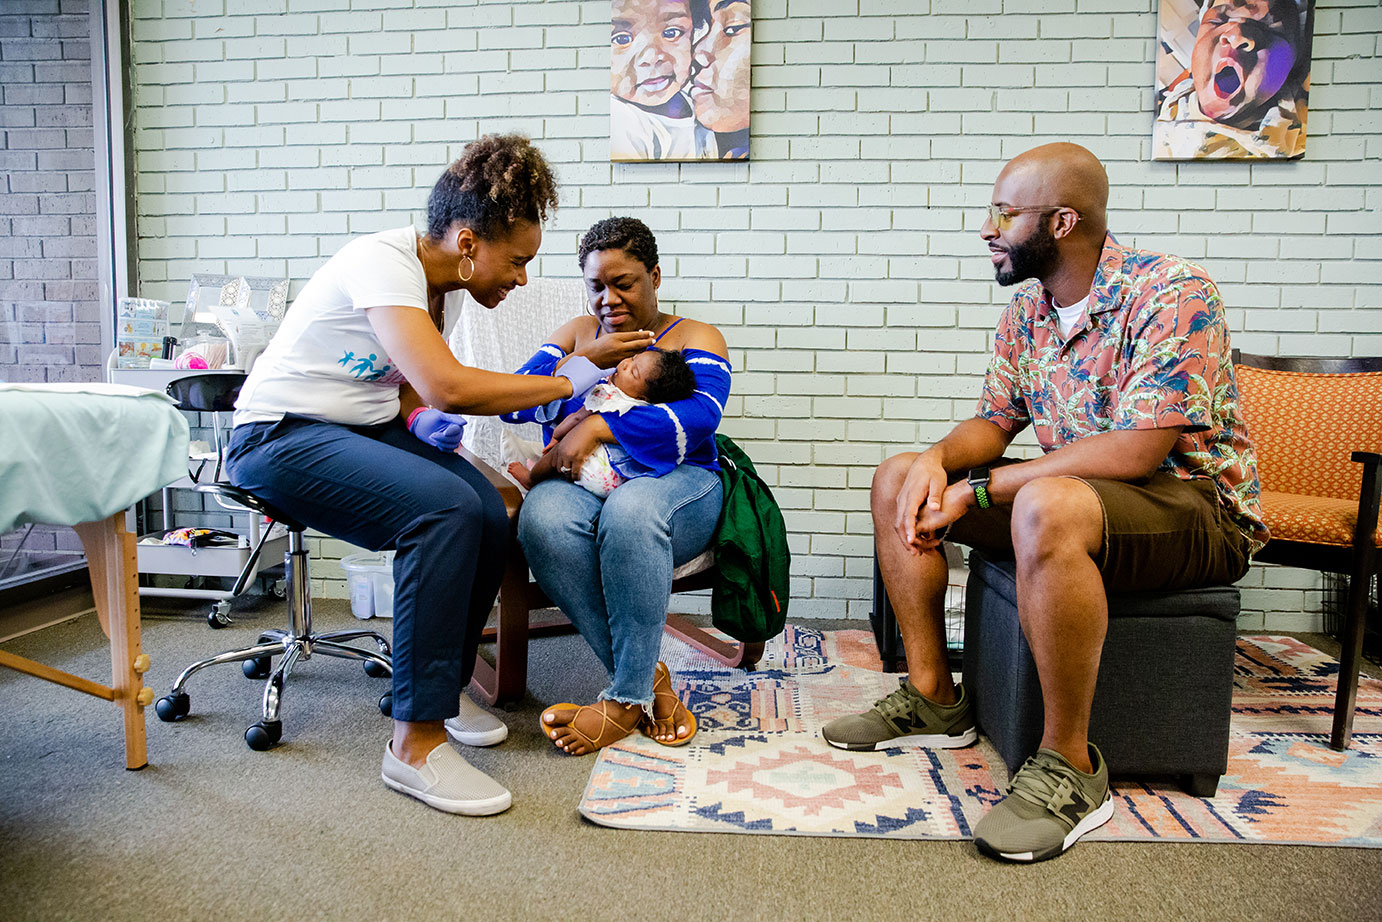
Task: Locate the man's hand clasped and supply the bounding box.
[896,454,975,555]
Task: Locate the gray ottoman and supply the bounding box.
[962,550,1240,797]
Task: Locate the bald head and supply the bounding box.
[995,143,1109,242]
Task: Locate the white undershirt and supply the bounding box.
[1053,292,1092,339]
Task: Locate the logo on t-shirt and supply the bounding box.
[338,350,395,382]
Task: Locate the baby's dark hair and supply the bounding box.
[426,134,558,241]
[642,348,696,405]
[578,216,659,271]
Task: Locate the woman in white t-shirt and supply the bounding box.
[225,135,620,817]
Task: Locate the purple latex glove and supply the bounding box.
[553,355,609,400]
[407,407,467,452]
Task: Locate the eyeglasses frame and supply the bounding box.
[985,203,1081,232]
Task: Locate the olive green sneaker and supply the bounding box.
[973,743,1114,863]
[821,679,977,751]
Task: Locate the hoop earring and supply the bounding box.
[459,255,475,283]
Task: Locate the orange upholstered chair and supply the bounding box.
[1234,352,1382,750]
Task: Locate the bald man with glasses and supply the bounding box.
[822,142,1266,862]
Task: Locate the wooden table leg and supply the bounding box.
[73,514,150,770]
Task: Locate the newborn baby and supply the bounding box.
[509,347,697,496]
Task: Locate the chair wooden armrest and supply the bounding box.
[456,445,522,516]
[1352,452,1381,544]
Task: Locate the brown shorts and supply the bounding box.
[947,464,1252,592]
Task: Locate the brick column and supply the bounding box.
[0,1,98,385]
[0,1,99,569]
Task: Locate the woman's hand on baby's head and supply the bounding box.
[581,330,655,368]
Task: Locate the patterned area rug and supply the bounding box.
[578,627,1382,845]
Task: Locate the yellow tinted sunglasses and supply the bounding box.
[985,203,1077,231]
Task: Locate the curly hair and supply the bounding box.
[641,348,697,405]
[426,134,558,241]
[577,216,659,271]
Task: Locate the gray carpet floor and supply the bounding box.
[1,591,1380,922]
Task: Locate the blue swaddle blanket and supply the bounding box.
[501,345,731,477]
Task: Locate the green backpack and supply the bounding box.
[709,434,791,643]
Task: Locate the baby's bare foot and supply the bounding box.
[507,461,534,489]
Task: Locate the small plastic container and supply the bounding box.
[340,552,395,619]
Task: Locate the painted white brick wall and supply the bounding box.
[128,0,1381,626]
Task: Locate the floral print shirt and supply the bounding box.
[977,234,1267,551]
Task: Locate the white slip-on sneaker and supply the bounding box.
[380,741,511,816]
[444,693,509,747]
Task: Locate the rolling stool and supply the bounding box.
[155,483,394,750]
[163,372,261,628]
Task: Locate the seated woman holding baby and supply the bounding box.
[502,216,731,754]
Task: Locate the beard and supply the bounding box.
[995,220,1059,287]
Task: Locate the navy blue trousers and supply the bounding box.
[225,414,508,722]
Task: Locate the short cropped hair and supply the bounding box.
[426,134,558,242]
[577,216,659,271]
[642,348,697,405]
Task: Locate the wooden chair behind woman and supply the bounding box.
[448,279,762,706]
[1234,352,1382,750]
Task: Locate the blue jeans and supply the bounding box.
[517,465,722,706]
[225,415,508,723]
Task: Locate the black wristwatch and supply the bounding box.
[968,466,992,510]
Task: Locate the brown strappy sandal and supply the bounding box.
[639,661,698,747]
[540,702,640,755]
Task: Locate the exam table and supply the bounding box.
[0,382,189,769]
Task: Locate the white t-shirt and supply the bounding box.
[234,226,450,427]
[1054,292,1092,340]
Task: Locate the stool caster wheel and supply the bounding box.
[245,720,282,751]
[155,692,190,722]
[364,659,389,679]
[207,601,233,629]
[243,656,272,680]
[378,693,393,718]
